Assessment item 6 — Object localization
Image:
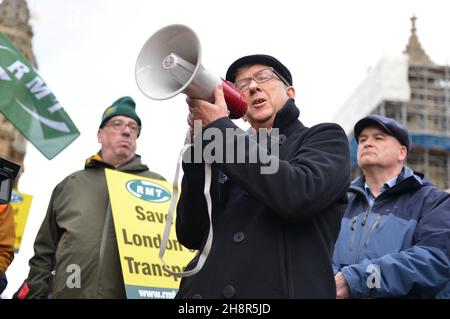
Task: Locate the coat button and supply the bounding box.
[233,232,245,243]
[279,134,286,144]
[223,285,235,299]
[191,293,202,299]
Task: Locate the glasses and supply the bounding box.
[234,67,289,92]
[105,119,140,134]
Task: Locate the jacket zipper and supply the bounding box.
[349,216,358,251]
[361,204,372,226]
[96,200,112,297]
[364,215,382,247]
[355,204,373,263]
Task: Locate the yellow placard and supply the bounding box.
[10,189,33,251]
[105,169,195,299]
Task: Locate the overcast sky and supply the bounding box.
[3,0,450,298]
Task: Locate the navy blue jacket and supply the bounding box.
[333,167,450,298]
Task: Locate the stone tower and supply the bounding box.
[334,15,450,190]
[0,0,37,188]
[403,15,434,66]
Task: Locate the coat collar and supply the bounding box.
[350,166,429,199]
[272,98,303,134]
[85,152,148,172]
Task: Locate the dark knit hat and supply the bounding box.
[354,114,412,152]
[225,54,292,86]
[99,96,141,129]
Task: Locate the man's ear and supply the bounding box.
[97,129,102,143]
[399,146,408,161]
[286,86,295,99]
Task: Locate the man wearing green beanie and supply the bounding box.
[17,96,165,299]
[99,96,142,132]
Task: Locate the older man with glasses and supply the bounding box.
[15,96,164,299]
[175,54,351,298]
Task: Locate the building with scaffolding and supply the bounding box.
[0,0,36,188]
[334,16,450,190]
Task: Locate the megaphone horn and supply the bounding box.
[135,24,247,119]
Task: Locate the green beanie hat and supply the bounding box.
[99,96,141,129]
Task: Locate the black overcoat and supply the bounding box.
[176,99,350,298]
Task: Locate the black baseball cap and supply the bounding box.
[225,54,292,86]
[354,114,412,152]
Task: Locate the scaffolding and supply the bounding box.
[338,16,450,190]
[371,64,450,190]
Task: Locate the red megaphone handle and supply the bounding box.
[221,79,248,119]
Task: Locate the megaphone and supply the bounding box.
[135,24,247,119]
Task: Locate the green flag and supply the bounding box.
[0,32,79,159]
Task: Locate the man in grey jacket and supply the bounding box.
[16,96,164,298]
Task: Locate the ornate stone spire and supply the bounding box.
[0,0,30,24]
[0,0,36,66]
[403,15,434,65]
[0,0,36,188]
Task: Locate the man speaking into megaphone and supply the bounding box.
[174,54,351,298]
